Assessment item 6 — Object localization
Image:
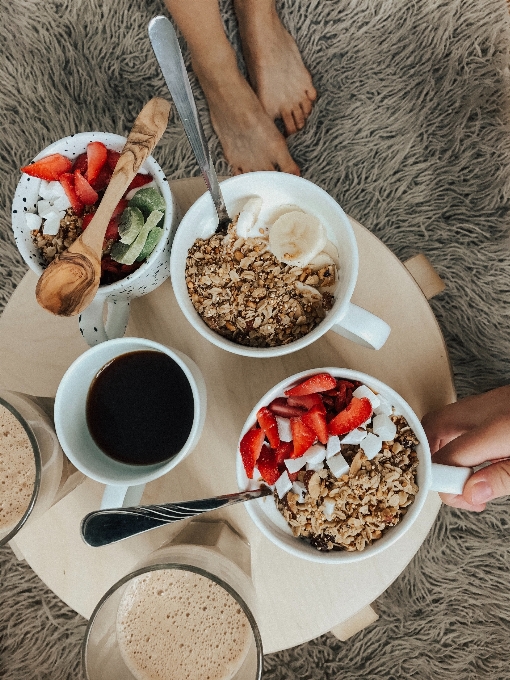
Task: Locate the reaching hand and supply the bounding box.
[421,385,510,511]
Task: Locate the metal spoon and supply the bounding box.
[81,486,271,547]
[148,15,231,234]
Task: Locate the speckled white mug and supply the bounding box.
[12,132,178,347]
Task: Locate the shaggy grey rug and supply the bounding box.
[1,0,510,678]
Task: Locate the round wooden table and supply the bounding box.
[1,177,453,653]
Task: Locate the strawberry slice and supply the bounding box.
[328,397,372,436]
[274,441,293,467]
[81,213,95,230]
[126,173,153,193]
[21,153,72,181]
[74,170,99,205]
[257,444,280,486]
[287,393,325,412]
[290,417,317,458]
[288,471,299,482]
[284,373,337,397]
[301,405,329,445]
[86,141,108,184]
[267,397,304,419]
[104,219,119,240]
[72,152,88,174]
[59,173,84,215]
[112,198,128,219]
[256,407,280,449]
[106,149,121,171]
[239,427,265,479]
[90,163,113,192]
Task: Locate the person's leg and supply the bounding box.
[163,0,299,175]
[234,0,317,136]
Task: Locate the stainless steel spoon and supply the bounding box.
[148,15,231,234]
[81,487,272,547]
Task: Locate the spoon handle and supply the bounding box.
[148,16,231,232]
[81,487,271,547]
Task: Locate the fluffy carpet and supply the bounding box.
[1,0,510,678]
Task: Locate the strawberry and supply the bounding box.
[284,373,337,397]
[81,213,95,230]
[104,219,119,240]
[86,141,108,184]
[287,393,325,412]
[106,149,121,171]
[112,198,128,219]
[90,163,113,192]
[257,444,280,486]
[21,153,72,181]
[256,407,280,449]
[288,471,299,483]
[59,173,84,215]
[72,152,88,174]
[74,170,99,205]
[239,427,265,479]
[301,405,329,445]
[328,397,372,436]
[290,417,317,458]
[267,398,304,419]
[274,441,293,467]
[126,173,153,193]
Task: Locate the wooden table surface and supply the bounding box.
[0,177,453,653]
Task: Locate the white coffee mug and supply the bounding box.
[12,132,178,347]
[54,337,207,509]
[170,172,391,358]
[236,367,472,564]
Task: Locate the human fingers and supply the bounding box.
[291,107,306,131]
[462,458,510,506]
[437,491,487,512]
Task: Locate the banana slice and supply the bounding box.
[266,203,305,226]
[308,250,335,270]
[235,196,264,238]
[269,211,327,267]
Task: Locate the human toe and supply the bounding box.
[281,110,298,136]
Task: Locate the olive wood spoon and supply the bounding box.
[35,97,171,316]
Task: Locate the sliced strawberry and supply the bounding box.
[126,173,153,193]
[267,397,305,418]
[104,220,119,240]
[301,405,329,445]
[59,173,84,215]
[86,141,108,184]
[274,441,293,467]
[106,149,121,171]
[284,373,337,397]
[72,152,88,174]
[257,444,280,486]
[239,427,265,479]
[328,397,372,436]
[256,407,280,449]
[112,198,128,219]
[290,417,317,458]
[21,153,72,181]
[288,471,299,482]
[90,162,112,192]
[74,170,99,206]
[287,393,325,412]
[81,213,95,230]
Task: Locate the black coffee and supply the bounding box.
[86,350,195,466]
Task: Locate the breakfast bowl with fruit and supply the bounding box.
[235,368,472,564]
[12,132,177,345]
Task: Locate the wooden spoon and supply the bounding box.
[35,97,171,316]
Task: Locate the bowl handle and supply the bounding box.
[330,302,391,350]
[431,463,473,495]
[79,297,130,346]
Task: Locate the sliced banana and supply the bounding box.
[322,239,339,261]
[308,250,336,270]
[235,196,264,238]
[269,210,327,267]
[266,203,305,226]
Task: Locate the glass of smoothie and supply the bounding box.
[83,519,262,680]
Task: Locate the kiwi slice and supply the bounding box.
[136,226,164,262]
[118,207,144,245]
[129,187,166,218]
[111,210,164,265]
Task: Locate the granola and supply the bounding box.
[31,209,83,264]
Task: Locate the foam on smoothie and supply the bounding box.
[0,403,36,533]
[116,569,252,680]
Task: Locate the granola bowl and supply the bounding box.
[235,367,470,564]
[171,172,390,357]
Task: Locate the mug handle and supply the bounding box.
[431,463,473,495]
[79,297,130,347]
[101,483,146,510]
[331,302,391,350]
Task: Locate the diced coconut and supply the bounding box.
[322,498,336,521]
[326,435,341,458]
[285,456,308,474]
[372,414,397,442]
[235,196,264,238]
[37,199,56,218]
[285,444,326,473]
[53,194,71,211]
[276,416,292,442]
[327,453,349,478]
[291,481,307,503]
[306,460,325,472]
[360,432,382,460]
[42,212,63,235]
[275,471,292,499]
[373,394,393,416]
[352,385,380,409]
[341,427,368,445]
[25,213,42,231]
[39,180,62,201]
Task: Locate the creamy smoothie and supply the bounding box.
[116,568,252,680]
[0,403,36,534]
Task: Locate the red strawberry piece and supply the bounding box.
[112,198,128,219]
[256,407,280,449]
[74,170,99,206]
[328,397,372,436]
[301,405,329,445]
[59,173,84,216]
[126,173,153,193]
[290,417,317,458]
[257,444,280,486]
[72,152,88,174]
[267,397,305,419]
[287,393,326,412]
[90,163,113,192]
[284,373,337,397]
[86,141,108,184]
[274,441,293,467]
[21,153,72,181]
[334,380,355,412]
[239,427,265,479]
[106,149,121,171]
[288,471,299,482]
[104,219,119,240]
[81,213,95,230]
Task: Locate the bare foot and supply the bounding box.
[192,53,300,175]
[235,2,317,136]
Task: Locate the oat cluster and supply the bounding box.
[31,209,82,263]
[276,415,419,552]
[185,224,336,347]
